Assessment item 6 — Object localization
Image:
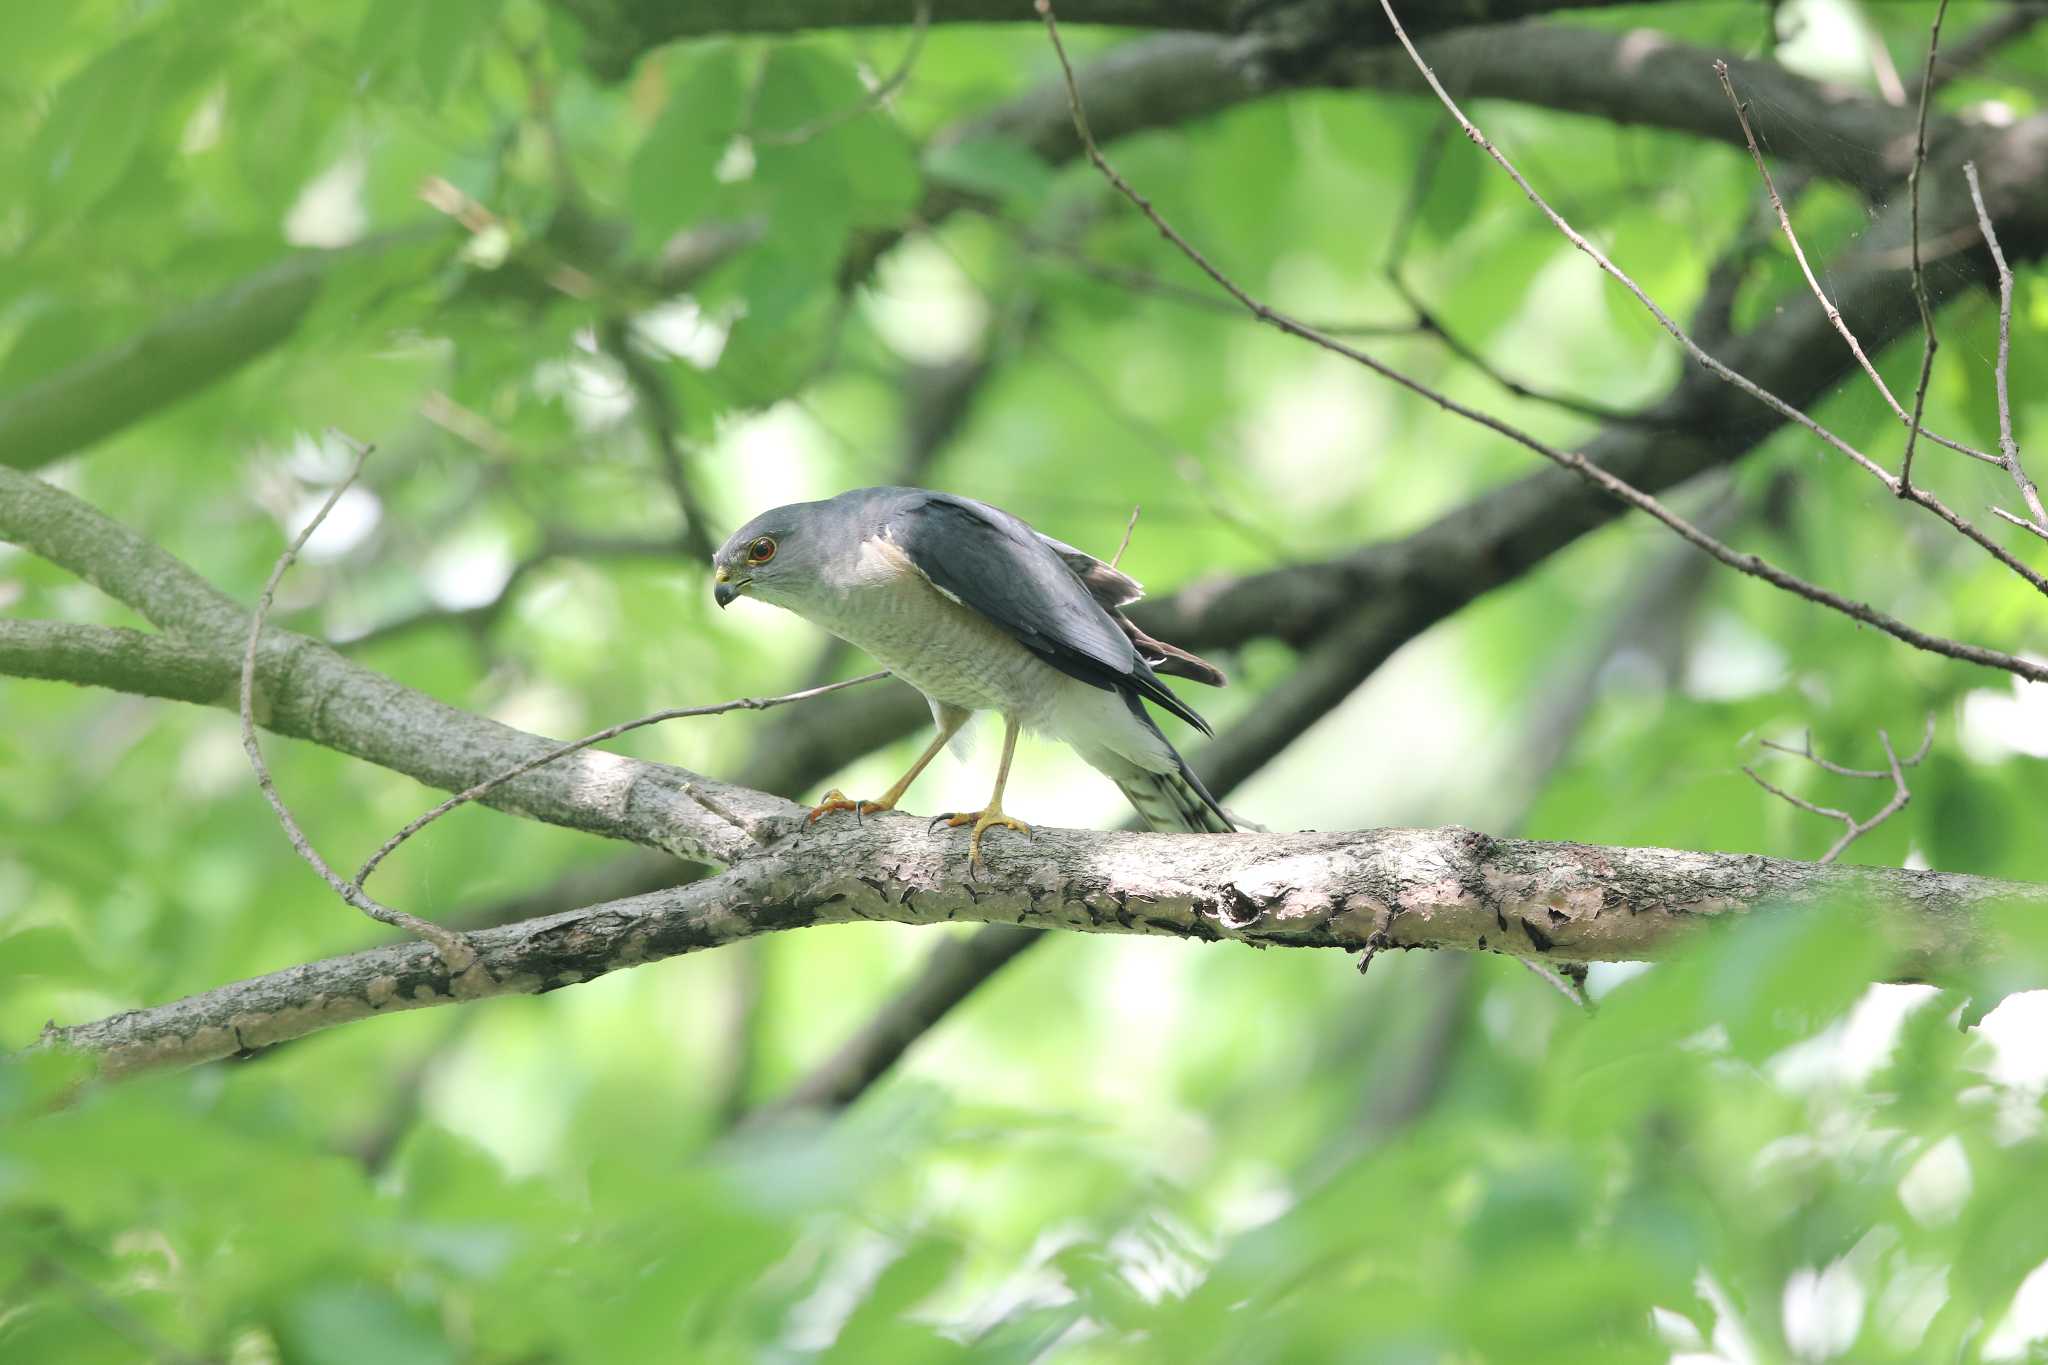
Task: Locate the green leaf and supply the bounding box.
[625,45,744,249]
[28,35,166,229]
[0,926,95,985]
[923,135,1056,210]
[274,1282,455,1365]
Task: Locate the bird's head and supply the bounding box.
[711,499,837,612]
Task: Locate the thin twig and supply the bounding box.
[1964,160,2047,534]
[1380,2,2048,601]
[1859,7,1908,107]
[1746,716,1935,863]
[1110,504,1140,569]
[599,318,716,563]
[352,671,892,890]
[36,1257,209,1365]
[240,435,485,979]
[750,0,931,147]
[1033,1,2048,687]
[1519,957,1593,1012]
[1912,3,2048,100]
[1717,57,1996,468]
[1382,120,1646,427]
[1005,221,1416,335]
[1901,0,1951,492]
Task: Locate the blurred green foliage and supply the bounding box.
[4,0,2048,1359]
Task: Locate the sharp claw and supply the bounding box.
[810,790,894,826]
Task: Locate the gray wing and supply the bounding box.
[884,493,1213,735]
[1038,534,1227,689]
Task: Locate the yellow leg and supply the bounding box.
[810,709,967,823]
[931,716,1032,875]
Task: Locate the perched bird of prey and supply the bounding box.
[712,486,1234,871]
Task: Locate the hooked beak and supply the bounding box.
[713,568,749,609]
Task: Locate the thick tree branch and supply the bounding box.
[41,820,2043,1077]
[0,467,785,865]
[0,231,442,472]
[1318,26,1915,193]
[553,0,1677,80]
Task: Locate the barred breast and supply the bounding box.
[801,536,1068,722]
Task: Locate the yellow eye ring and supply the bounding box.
[746,536,777,565]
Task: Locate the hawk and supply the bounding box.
[712,487,1233,870]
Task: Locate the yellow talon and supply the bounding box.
[808,789,894,824]
[931,805,1033,874]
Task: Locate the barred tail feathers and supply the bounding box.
[1115,766,1235,833]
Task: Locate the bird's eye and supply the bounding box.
[746,536,777,565]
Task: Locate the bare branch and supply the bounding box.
[598,317,716,562]
[1007,223,1418,337]
[1965,159,2047,536]
[1901,0,1953,491]
[237,436,488,983]
[352,671,889,890]
[1382,123,1650,428]
[1914,4,2048,99]
[1716,56,1997,469]
[0,464,793,865]
[1033,0,2048,685]
[1519,957,1594,1012]
[39,820,2045,1078]
[1109,504,1140,570]
[1378,5,2048,602]
[1746,716,1936,864]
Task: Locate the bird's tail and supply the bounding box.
[1116,762,1235,834]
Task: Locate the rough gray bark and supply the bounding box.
[43,819,2041,1078]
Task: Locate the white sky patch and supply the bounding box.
[1238,355,1383,518]
[1586,960,1652,999]
[287,485,379,563]
[1682,609,1788,702]
[1092,937,1190,1095]
[1897,1135,1971,1227]
[1984,1258,2048,1361]
[283,151,367,248]
[424,535,517,610]
[176,726,258,800]
[715,401,835,521]
[180,84,225,155]
[1959,669,2048,760]
[782,1228,902,1353]
[1236,625,1492,831]
[715,135,756,184]
[1772,0,1876,87]
[1782,1256,1866,1361]
[1769,983,1937,1093]
[536,335,635,432]
[1874,1262,1948,1355]
[489,681,584,744]
[1975,991,2048,1090]
[863,236,987,367]
[636,297,732,369]
[1680,1270,1762,1365]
